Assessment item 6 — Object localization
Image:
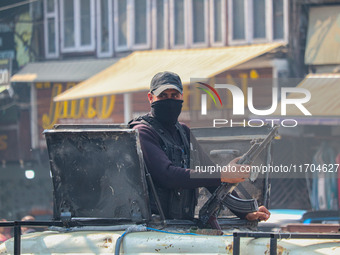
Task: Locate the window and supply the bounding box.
[60,0,95,52]
[152,0,168,49]
[192,0,205,43]
[232,0,245,40]
[63,0,75,48]
[253,0,266,39]
[210,0,226,46]
[80,0,91,46]
[115,0,128,49]
[132,0,150,48]
[170,0,188,48]
[96,0,113,57]
[191,0,208,46]
[114,0,151,51]
[228,0,288,45]
[174,0,185,45]
[44,0,59,58]
[155,0,166,49]
[134,0,147,45]
[273,0,284,40]
[46,0,54,12]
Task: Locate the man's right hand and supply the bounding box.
[220,157,251,183]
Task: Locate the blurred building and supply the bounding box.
[271,0,340,212]
[0,0,54,220]
[1,0,340,219]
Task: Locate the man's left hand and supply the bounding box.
[245,206,271,221]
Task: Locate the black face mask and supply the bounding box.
[151,99,183,126]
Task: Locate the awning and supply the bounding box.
[305,6,340,65]
[10,58,119,83]
[280,73,340,116]
[54,43,284,101]
[270,73,340,124]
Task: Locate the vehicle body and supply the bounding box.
[0,124,339,254]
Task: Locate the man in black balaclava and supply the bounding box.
[129,71,270,221]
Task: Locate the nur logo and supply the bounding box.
[196,83,312,116]
[196,82,223,115]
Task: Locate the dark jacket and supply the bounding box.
[130,113,221,219]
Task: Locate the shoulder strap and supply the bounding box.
[175,123,190,156]
[130,114,191,167]
[128,114,149,128]
[130,114,175,150]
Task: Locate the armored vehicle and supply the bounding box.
[0,124,339,254]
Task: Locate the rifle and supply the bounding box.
[198,125,279,230]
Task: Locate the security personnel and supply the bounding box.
[129,71,270,221]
